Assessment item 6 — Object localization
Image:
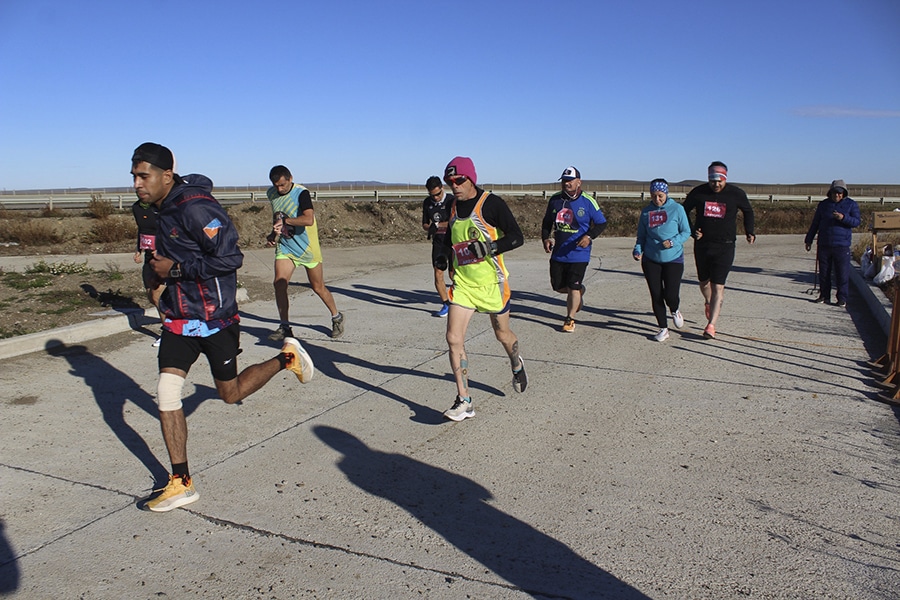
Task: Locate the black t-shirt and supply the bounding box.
[422,192,455,240]
[682,183,755,244]
[132,200,158,259]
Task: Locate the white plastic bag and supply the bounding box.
[874,255,896,285]
[861,247,872,277]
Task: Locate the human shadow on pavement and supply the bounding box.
[314,426,651,599]
[331,284,442,315]
[671,335,874,397]
[511,289,660,335]
[46,341,218,488]
[236,315,335,341]
[0,519,19,594]
[79,283,161,341]
[299,343,503,424]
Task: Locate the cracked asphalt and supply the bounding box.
[1,236,898,599]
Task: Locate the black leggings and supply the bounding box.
[641,258,684,327]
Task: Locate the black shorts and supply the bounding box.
[158,323,241,381]
[694,241,735,285]
[549,260,588,292]
[431,236,450,268]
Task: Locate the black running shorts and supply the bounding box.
[158,323,241,381]
[549,260,588,292]
[693,241,735,285]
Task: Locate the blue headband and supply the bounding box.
[650,181,668,195]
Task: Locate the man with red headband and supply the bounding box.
[439,156,527,421]
[682,161,756,339]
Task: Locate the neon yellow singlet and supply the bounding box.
[449,191,509,288]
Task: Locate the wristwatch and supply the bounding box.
[168,263,182,279]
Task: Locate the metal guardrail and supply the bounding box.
[1,189,899,211]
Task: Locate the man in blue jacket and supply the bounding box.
[541,166,607,332]
[131,142,315,513]
[804,179,861,307]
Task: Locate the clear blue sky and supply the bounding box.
[1,0,898,190]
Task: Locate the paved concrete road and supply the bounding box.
[1,235,898,599]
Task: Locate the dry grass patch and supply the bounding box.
[85,216,137,244]
[0,219,65,245]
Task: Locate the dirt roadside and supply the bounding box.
[1,193,864,339]
[0,197,549,338]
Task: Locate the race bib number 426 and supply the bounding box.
[703,201,726,218]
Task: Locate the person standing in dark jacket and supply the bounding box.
[130,142,315,513]
[683,161,756,340]
[804,179,861,307]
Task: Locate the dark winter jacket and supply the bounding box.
[156,174,244,323]
[804,196,861,248]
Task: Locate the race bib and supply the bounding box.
[703,201,726,218]
[555,207,574,227]
[139,233,156,251]
[648,210,667,228]
[452,240,484,267]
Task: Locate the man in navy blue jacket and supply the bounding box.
[131,142,315,513]
[804,179,861,307]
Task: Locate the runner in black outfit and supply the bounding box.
[682,161,755,339]
[422,175,454,317]
[132,198,165,346]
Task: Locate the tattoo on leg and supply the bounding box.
[509,341,520,368]
[459,356,468,392]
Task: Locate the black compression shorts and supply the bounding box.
[158,323,241,381]
[693,241,735,285]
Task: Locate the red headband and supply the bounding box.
[708,165,727,181]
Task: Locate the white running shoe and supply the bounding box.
[654,328,670,342]
[672,310,684,329]
[282,337,315,383]
[444,396,475,421]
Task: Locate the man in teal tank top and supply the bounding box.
[266,165,344,340]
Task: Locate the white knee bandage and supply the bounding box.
[157,372,185,412]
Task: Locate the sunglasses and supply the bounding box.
[446,176,468,185]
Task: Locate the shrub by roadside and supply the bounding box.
[0,196,885,339]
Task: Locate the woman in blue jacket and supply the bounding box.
[804,179,861,307]
[633,179,692,341]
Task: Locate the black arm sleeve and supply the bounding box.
[482,194,524,254]
[541,200,555,241]
[738,193,755,236]
[586,221,607,239]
